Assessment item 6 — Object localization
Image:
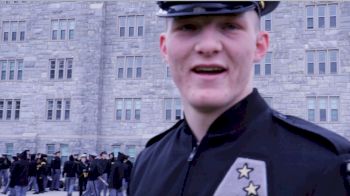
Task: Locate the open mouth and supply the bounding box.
[192,66,226,74]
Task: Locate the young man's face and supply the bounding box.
[160,11,269,113]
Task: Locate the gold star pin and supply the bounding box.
[243,181,260,196]
[237,163,253,179]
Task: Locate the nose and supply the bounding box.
[194,27,223,57]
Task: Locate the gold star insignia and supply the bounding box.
[243,181,260,196]
[237,163,253,179]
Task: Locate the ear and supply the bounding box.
[253,31,269,63]
[160,33,168,62]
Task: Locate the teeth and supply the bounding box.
[195,67,224,72]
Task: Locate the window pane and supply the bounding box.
[117,56,125,79]
[254,64,260,76]
[51,20,59,40]
[165,99,172,120]
[318,6,325,28]
[165,110,171,120]
[112,145,121,155]
[11,22,17,41]
[60,20,67,40]
[14,100,20,120]
[116,99,123,120]
[134,99,141,120]
[318,50,326,74]
[125,99,132,120]
[307,6,314,17]
[17,60,23,80]
[307,51,314,74]
[329,50,338,74]
[19,21,25,41]
[0,100,3,119]
[65,100,70,120]
[68,19,75,39]
[126,145,136,159]
[306,6,314,29]
[58,59,64,79]
[47,144,55,155]
[329,4,337,28]
[308,109,315,121]
[9,61,15,80]
[50,60,56,79]
[137,16,144,36]
[6,100,12,120]
[128,16,135,37]
[47,100,53,120]
[320,109,327,121]
[5,143,14,155]
[3,21,10,41]
[56,100,62,120]
[67,59,73,79]
[1,61,7,80]
[126,56,133,78]
[307,97,316,121]
[319,97,327,121]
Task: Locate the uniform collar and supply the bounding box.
[183,88,270,138]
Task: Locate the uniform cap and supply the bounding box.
[157,1,279,17]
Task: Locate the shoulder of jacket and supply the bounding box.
[272,110,350,155]
[145,119,185,148]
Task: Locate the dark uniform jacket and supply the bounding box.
[11,159,29,186]
[0,157,11,170]
[108,161,124,190]
[51,156,61,170]
[130,89,350,196]
[87,159,102,181]
[63,156,78,178]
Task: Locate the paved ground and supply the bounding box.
[26,190,78,195]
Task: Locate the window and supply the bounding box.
[118,15,144,38]
[126,145,136,161]
[262,13,271,31]
[51,19,75,40]
[2,21,25,42]
[115,98,142,121]
[307,96,339,122]
[0,59,24,81]
[164,98,183,121]
[46,98,71,121]
[0,99,20,121]
[306,50,339,75]
[116,56,143,79]
[307,97,316,122]
[5,143,14,156]
[329,4,337,28]
[112,144,121,155]
[46,144,55,162]
[306,4,337,29]
[47,144,55,155]
[49,58,73,80]
[329,50,338,74]
[60,144,69,165]
[254,52,272,76]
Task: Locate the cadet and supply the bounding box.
[50,151,61,191]
[129,1,350,196]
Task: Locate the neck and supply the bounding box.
[184,107,223,143]
[183,88,253,143]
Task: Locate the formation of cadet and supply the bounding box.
[0,150,133,196]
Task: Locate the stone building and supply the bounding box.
[0,1,349,161]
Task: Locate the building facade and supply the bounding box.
[0,1,349,161]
